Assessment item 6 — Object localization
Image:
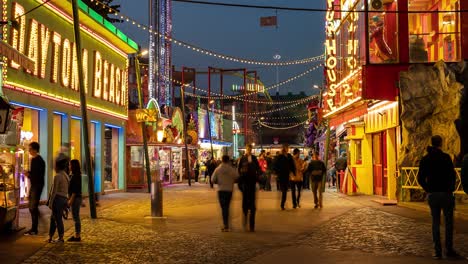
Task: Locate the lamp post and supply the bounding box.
[71,0,96,218]
[257,117,265,150]
[134,52,152,194]
[274,54,281,98]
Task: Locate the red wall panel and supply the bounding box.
[362,64,408,101]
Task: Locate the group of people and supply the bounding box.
[24,142,82,243]
[211,143,328,232]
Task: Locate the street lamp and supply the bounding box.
[274,54,281,98]
[313,84,324,108]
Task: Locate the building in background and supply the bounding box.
[2,0,138,201]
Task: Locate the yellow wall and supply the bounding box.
[346,123,374,195]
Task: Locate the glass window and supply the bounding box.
[408,0,460,63]
[336,1,366,81]
[368,0,399,63]
[70,118,82,161]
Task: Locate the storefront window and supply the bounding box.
[368,0,399,63]
[20,107,41,201]
[408,0,460,63]
[355,140,362,164]
[70,118,82,161]
[336,1,366,80]
[104,125,120,190]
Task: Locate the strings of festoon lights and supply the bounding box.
[90,0,325,66]
[209,64,324,100]
[171,75,318,105]
[262,113,308,120]
[259,120,308,130]
[211,97,314,117]
[260,120,308,126]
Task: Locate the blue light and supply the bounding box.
[53,111,66,116]
[71,115,82,120]
[105,123,122,129]
[10,102,44,111]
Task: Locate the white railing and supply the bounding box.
[400,167,465,195]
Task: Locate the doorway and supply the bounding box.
[372,131,388,196]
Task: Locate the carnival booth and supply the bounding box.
[127,100,198,188]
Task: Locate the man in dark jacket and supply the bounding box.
[237,144,261,232]
[307,152,327,209]
[24,142,45,236]
[417,135,459,259]
[335,152,347,189]
[273,144,296,210]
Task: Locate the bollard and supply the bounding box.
[151,180,163,217]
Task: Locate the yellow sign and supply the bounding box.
[136,109,159,123]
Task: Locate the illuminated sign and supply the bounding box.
[325,0,359,112]
[325,0,338,111]
[5,1,130,114]
[232,83,265,93]
[135,109,159,122]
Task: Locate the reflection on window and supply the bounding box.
[368,0,398,64]
[355,140,362,165]
[408,0,460,63]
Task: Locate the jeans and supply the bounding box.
[265,171,272,191]
[242,189,256,231]
[29,189,42,232]
[280,181,289,209]
[291,181,303,207]
[72,196,82,235]
[49,196,67,238]
[311,181,323,207]
[218,191,232,228]
[303,174,310,189]
[428,192,455,254]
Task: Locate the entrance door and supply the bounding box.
[372,131,388,196]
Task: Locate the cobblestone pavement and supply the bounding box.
[300,207,468,257]
[15,185,468,263]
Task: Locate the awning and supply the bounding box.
[0,41,34,72]
[329,103,368,128]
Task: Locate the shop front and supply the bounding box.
[322,0,467,199]
[127,102,198,187]
[2,0,137,201]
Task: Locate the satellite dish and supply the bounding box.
[371,0,383,10]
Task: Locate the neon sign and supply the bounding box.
[325,0,337,111]
[8,2,128,107]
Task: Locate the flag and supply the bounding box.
[260,16,277,27]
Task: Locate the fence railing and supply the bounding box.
[400,167,465,195]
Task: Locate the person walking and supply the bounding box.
[258,150,268,190]
[335,152,347,189]
[67,159,82,242]
[308,152,326,209]
[302,156,311,190]
[273,144,296,210]
[47,157,70,243]
[265,152,273,191]
[291,148,306,208]
[417,135,460,259]
[212,155,239,232]
[237,144,261,232]
[24,142,46,236]
[207,156,217,188]
[194,159,200,183]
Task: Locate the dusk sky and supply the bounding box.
[113,0,326,96]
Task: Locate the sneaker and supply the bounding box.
[67,236,81,242]
[281,207,285,211]
[432,252,442,260]
[56,238,64,243]
[446,250,461,259]
[314,205,319,209]
[24,230,38,236]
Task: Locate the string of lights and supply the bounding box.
[173,0,468,14]
[172,76,318,105]
[260,113,308,120]
[259,120,307,130]
[261,120,308,126]
[91,0,325,66]
[211,98,311,117]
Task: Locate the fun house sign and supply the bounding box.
[3,1,131,118]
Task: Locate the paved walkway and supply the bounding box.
[1,184,468,263]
